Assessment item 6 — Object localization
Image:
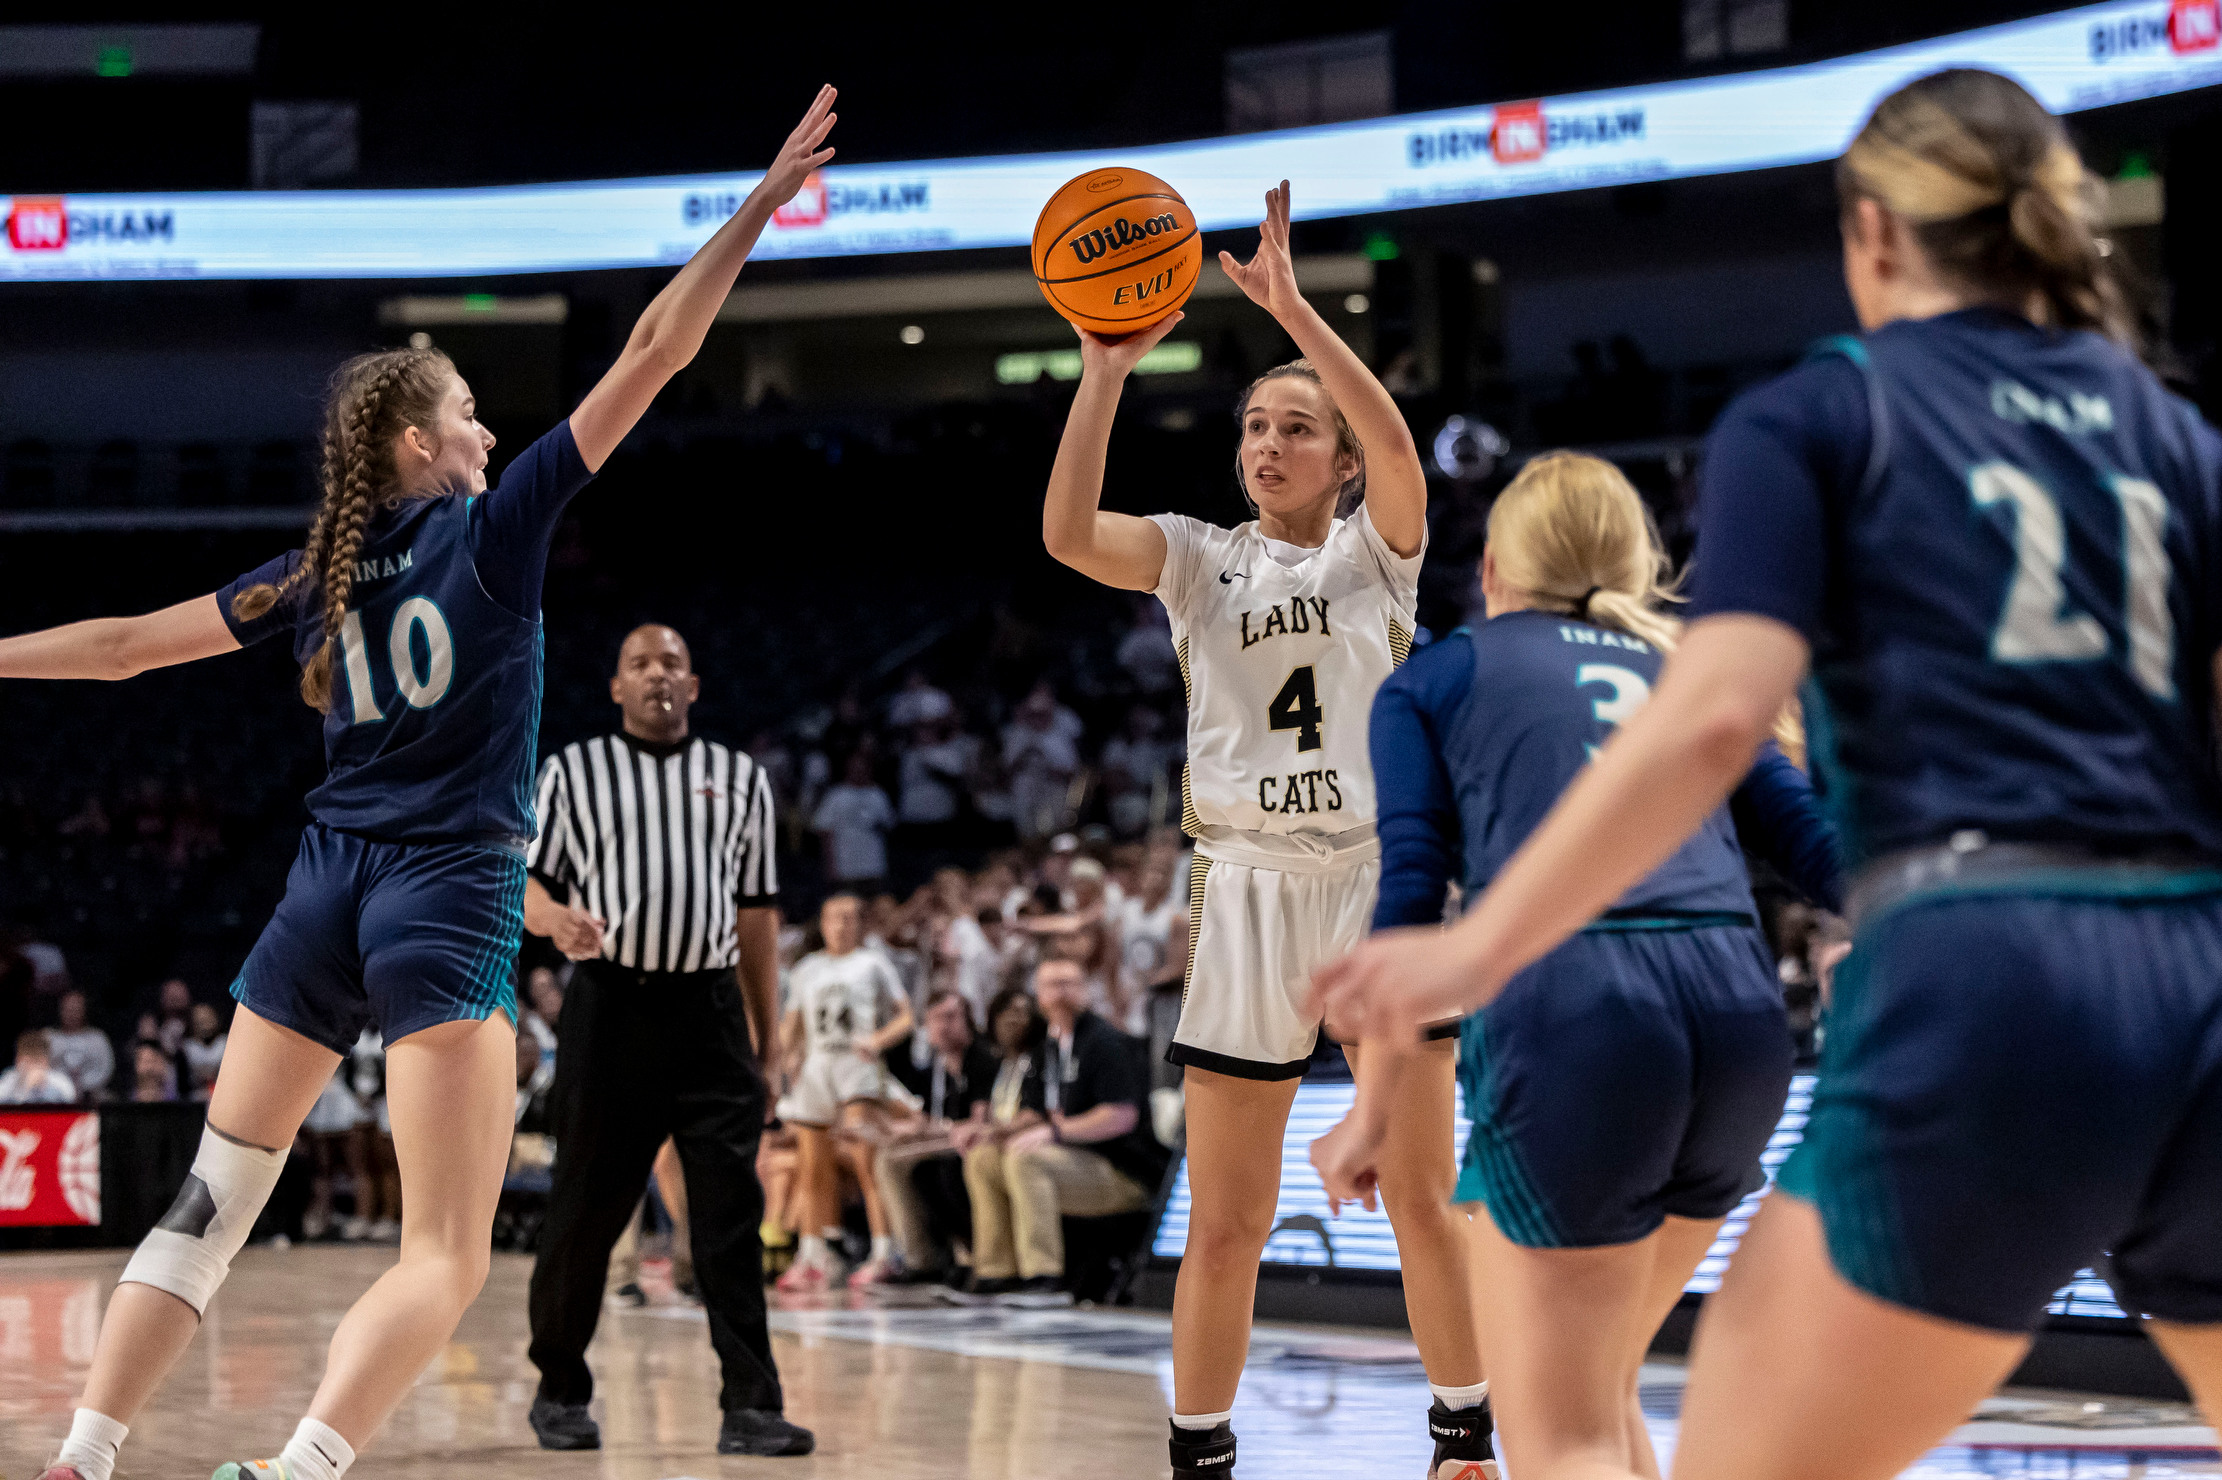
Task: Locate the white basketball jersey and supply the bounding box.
[789,948,905,1055]
[1150,507,1421,854]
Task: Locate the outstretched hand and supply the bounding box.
[1075,311,1186,382]
[1219,181,1301,318]
[1308,925,1492,1047]
[758,84,839,210]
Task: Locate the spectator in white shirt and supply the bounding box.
[813,753,896,890]
[1003,684,1081,842]
[179,1002,228,1102]
[899,718,980,839]
[1115,601,1181,698]
[0,1030,77,1104]
[1099,705,1181,839]
[152,977,193,1057]
[46,990,114,1101]
[886,669,956,730]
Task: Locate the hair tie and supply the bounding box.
[1573,586,1603,621]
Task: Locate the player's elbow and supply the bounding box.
[624,321,695,381]
[101,618,156,680]
[1041,517,1088,568]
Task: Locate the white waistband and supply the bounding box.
[1192,823,1379,874]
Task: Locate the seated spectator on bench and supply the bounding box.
[876,989,1000,1283]
[47,991,114,1101]
[959,959,1166,1303]
[0,1030,78,1104]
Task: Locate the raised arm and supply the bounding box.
[567,86,838,472]
[1041,314,1185,591]
[0,593,238,681]
[1220,183,1426,557]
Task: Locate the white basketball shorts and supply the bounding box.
[1168,852,1380,1080]
[777,1048,919,1127]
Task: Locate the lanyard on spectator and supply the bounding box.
[1045,1031,1077,1115]
[992,1058,1026,1123]
[929,1059,948,1121]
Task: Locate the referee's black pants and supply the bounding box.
[527,960,782,1414]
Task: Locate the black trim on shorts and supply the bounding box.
[1321,1020,1462,1047]
[1166,1041,1313,1081]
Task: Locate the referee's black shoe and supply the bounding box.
[1426,1397,1498,1479]
[719,1409,815,1456]
[1169,1418,1236,1475]
[529,1397,600,1450]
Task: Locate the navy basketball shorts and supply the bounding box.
[1778,887,2222,1332]
[1455,922,1791,1248]
[229,821,527,1056]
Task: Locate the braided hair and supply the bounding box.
[231,347,457,711]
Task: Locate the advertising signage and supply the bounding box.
[4,0,2218,282]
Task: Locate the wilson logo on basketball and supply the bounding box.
[7,198,67,251]
[1033,165,1200,334]
[1068,212,1179,266]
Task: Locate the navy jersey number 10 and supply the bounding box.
[338,599,457,724]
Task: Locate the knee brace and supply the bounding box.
[119,1125,285,1316]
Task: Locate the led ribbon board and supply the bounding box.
[1151,1078,2128,1319]
[5,0,2217,281]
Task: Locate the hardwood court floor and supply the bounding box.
[3,1247,2219,1479]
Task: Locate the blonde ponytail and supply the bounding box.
[1487,452,1683,651]
[1489,451,1806,764]
[1838,69,2129,344]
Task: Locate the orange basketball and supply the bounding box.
[1031,167,1201,335]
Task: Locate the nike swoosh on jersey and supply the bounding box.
[1219,571,1250,583]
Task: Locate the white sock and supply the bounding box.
[1431,1380,1490,1410]
[797,1234,829,1267]
[54,1408,129,1480]
[1171,1409,1234,1431]
[870,1234,895,1263]
[278,1417,354,1480]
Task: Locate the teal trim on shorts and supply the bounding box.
[459,850,527,1022]
[1782,934,1927,1312]
[1858,866,2222,932]
[1581,910,1755,934]
[1453,1011,1566,1247]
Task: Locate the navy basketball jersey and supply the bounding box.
[1424,611,1758,918]
[220,421,593,847]
[1694,308,2222,864]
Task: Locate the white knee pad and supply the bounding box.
[119,1125,285,1316]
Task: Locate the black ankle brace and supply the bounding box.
[1428,1398,1494,1459]
[1169,1419,1237,1473]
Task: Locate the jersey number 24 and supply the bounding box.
[1972,461,2174,700]
[336,598,456,724]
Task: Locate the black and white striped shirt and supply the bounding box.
[526,733,779,973]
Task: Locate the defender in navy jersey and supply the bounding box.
[211,417,590,1054]
[12,87,841,1480]
[1313,453,1837,1480]
[1314,71,2222,1480]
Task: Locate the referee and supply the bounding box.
[520,623,810,1458]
